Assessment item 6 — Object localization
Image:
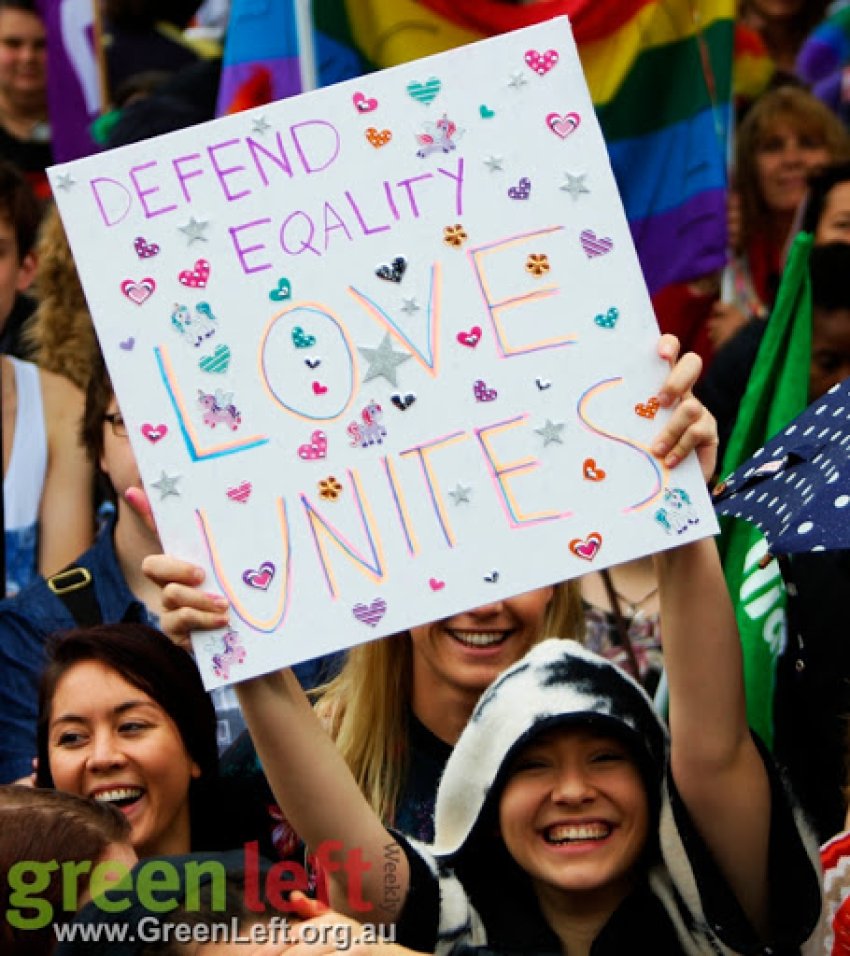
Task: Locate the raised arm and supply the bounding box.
[141,552,409,925]
[650,344,773,936]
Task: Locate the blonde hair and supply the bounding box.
[23,203,98,390]
[314,580,585,824]
[737,86,850,251]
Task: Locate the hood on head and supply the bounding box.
[429,638,668,860]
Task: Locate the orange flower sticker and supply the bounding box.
[443,224,468,248]
[525,253,550,277]
[319,476,343,500]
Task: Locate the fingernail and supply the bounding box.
[664,453,680,468]
[209,594,229,610]
[657,391,672,407]
[651,441,667,456]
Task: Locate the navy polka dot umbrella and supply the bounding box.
[713,378,850,554]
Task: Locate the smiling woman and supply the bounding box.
[34,623,270,860]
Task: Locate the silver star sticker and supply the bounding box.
[55,172,76,191]
[401,296,420,315]
[179,216,210,244]
[251,116,272,136]
[448,483,473,505]
[508,71,528,90]
[151,470,181,499]
[358,332,412,386]
[483,155,504,172]
[535,419,565,446]
[560,172,589,200]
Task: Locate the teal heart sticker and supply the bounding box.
[479,104,495,119]
[407,77,441,105]
[269,278,292,302]
[198,344,231,373]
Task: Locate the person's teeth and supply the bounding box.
[93,787,143,804]
[545,823,610,843]
[451,631,505,647]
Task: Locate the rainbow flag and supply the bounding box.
[216,0,303,115]
[333,0,734,295]
[797,5,850,116]
[217,0,365,116]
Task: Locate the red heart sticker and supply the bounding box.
[457,326,482,348]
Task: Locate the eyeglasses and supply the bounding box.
[103,412,128,438]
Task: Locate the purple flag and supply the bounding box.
[38,0,102,161]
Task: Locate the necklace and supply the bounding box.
[607,580,659,619]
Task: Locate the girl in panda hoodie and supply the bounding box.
[147,343,823,956]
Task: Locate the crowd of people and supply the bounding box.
[0,0,849,953]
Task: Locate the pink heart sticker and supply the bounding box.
[353,91,378,113]
[524,48,559,76]
[546,111,580,139]
[120,277,156,305]
[298,429,328,460]
[134,236,160,259]
[428,578,445,591]
[352,598,387,627]
[140,423,167,443]
[569,532,603,562]
[226,481,253,503]
[242,561,275,591]
[473,379,498,402]
[178,258,210,289]
[457,326,482,348]
[312,381,328,395]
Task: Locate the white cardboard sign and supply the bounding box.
[51,17,717,686]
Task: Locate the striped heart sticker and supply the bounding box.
[580,229,613,258]
[546,111,580,139]
[199,344,231,373]
[407,77,441,105]
[226,481,252,503]
[352,598,387,627]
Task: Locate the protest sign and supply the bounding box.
[50,17,717,686]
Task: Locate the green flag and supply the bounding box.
[718,232,813,746]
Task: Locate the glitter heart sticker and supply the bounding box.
[375,256,407,282]
[120,277,156,305]
[524,48,559,75]
[353,91,378,113]
[635,397,661,419]
[298,429,328,460]
[546,111,580,139]
[178,258,210,288]
[242,561,275,591]
[390,392,416,411]
[353,598,387,627]
[291,327,316,349]
[507,177,531,200]
[484,570,500,583]
[365,127,392,148]
[569,532,603,561]
[134,236,160,259]
[594,307,619,329]
[473,379,498,402]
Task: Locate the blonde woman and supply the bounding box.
[216,581,583,847]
